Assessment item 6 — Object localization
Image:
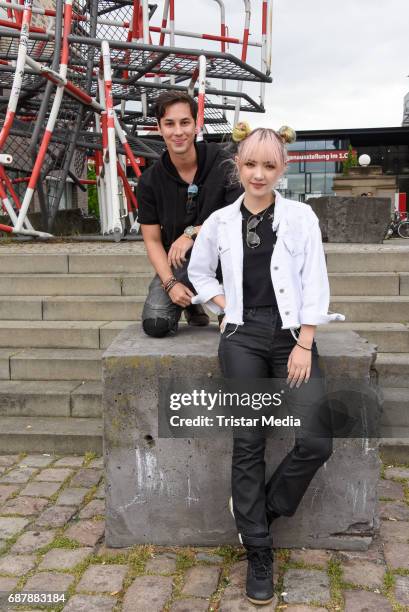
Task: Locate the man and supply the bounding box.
[137,90,242,337]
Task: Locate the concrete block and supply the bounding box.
[0,380,77,417]
[68,254,152,274]
[43,296,143,321]
[309,196,390,243]
[0,275,122,296]
[0,321,103,349]
[0,297,42,320]
[99,322,135,349]
[0,254,68,274]
[103,326,380,549]
[328,273,398,296]
[10,348,103,381]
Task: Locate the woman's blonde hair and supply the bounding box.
[236,126,296,174]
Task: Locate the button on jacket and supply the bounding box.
[188,190,345,334]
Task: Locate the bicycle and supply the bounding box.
[384,211,409,239]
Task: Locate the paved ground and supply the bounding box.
[0,454,408,611]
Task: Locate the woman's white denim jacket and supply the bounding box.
[188,190,345,337]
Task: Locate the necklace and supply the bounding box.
[243,201,275,249]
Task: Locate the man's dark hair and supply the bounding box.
[153,91,198,123]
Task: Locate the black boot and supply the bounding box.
[245,546,274,605]
[184,304,210,326]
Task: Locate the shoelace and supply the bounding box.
[247,549,273,579]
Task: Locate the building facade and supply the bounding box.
[280,126,409,210]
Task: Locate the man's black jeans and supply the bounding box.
[218,306,333,546]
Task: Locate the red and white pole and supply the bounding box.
[101,40,123,237]
[14,0,73,233]
[0,0,33,151]
[196,55,206,142]
[234,0,251,127]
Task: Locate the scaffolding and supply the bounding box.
[0,0,273,238]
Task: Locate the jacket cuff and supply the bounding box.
[300,309,346,325]
[191,283,225,315]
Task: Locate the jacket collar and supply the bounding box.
[221,189,285,231]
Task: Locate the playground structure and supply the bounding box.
[0,0,273,238]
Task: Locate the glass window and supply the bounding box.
[305,161,326,173]
[306,140,326,150]
[311,174,325,193]
[287,140,305,151]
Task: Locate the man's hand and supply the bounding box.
[168,235,194,269]
[287,345,312,388]
[168,283,194,307]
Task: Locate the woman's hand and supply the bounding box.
[287,344,312,388]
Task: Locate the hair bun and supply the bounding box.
[278,125,296,144]
[232,121,252,143]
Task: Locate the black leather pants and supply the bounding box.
[218,306,333,545]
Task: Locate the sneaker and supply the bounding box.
[228,496,243,545]
[245,546,274,605]
[184,304,209,326]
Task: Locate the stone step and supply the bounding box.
[0,321,105,349]
[0,380,102,418]
[325,247,409,273]
[3,295,408,324]
[0,296,145,321]
[0,273,152,296]
[0,253,153,274]
[1,270,409,299]
[328,273,400,296]
[375,353,409,388]
[0,416,102,454]
[7,349,103,381]
[320,322,409,352]
[380,388,409,428]
[379,438,409,464]
[329,296,409,323]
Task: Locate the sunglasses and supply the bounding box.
[246,215,263,248]
[186,183,199,215]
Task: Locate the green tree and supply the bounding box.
[342,144,358,175]
[87,163,99,218]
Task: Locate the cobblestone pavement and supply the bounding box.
[0,453,408,611]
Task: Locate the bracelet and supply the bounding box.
[162,276,176,289]
[296,342,312,351]
[162,276,178,293]
[164,280,180,294]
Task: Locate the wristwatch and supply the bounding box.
[184,225,197,239]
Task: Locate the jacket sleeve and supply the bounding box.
[188,214,224,315]
[299,210,345,325]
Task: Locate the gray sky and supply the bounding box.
[150,0,409,131]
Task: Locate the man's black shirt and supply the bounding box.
[136,141,243,251]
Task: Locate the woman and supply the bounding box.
[188,127,345,606]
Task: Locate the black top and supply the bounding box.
[241,202,278,308]
[136,141,243,252]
